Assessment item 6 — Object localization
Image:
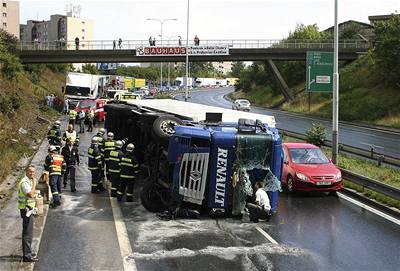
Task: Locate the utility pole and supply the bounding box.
[332,0,339,164]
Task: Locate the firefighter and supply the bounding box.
[62,124,79,146]
[117,143,139,202]
[61,138,80,191]
[108,140,124,197]
[103,132,116,181]
[69,109,77,127]
[88,137,102,193]
[93,128,106,185]
[47,120,62,152]
[44,145,66,208]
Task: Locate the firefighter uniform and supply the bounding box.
[108,148,124,197]
[88,141,102,193]
[44,150,66,206]
[117,150,139,202]
[104,139,115,177]
[94,133,105,180]
[47,126,62,152]
[69,110,77,126]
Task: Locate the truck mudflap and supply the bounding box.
[178,152,210,205]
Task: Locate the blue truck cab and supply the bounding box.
[167,118,283,216]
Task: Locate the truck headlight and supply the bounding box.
[296,172,310,182]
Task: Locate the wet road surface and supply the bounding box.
[177,87,400,159]
[32,114,400,271]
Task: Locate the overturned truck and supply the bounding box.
[104,99,283,217]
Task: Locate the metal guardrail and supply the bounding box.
[16,39,371,51]
[279,129,400,167]
[340,168,400,201]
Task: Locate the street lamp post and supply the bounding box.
[185,0,190,102]
[163,35,181,88]
[332,0,339,164]
[146,18,177,90]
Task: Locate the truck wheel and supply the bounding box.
[140,181,167,212]
[141,112,166,124]
[152,115,183,142]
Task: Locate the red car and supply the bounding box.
[282,143,342,193]
[74,99,105,123]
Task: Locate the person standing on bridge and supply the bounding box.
[75,37,79,50]
[194,35,200,46]
[118,38,122,49]
[18,165,39,262]
[149,36,152,46]
[117,143,140,202]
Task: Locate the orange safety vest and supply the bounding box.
[50,154,64,176]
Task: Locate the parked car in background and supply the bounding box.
[232,99,251,112]
[114,92,142,102]
[282,143,342,193]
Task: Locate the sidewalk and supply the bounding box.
[0,137,49,271]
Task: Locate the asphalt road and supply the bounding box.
[177,87,400,159]
[32,115,400,271]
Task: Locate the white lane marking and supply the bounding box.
[255,226,278,244]
[109,197,137,271]
[337,192,400,226]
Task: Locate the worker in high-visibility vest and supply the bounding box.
[62,124,79,146]
[108,140,124,197]
[44,146,66,208]
[18,165,39,262]
[69,110,77,127]
[117,143,140,202]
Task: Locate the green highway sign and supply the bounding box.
[306,51,334,92]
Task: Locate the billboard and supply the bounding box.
[136,45,229,56]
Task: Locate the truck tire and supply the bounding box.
[140,181,167,213]
[152,115,183,143]
[141,112,166,124]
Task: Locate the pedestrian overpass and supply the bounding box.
[16,39,369,63]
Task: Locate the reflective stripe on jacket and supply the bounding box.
[119,153,139,179]
[49,154,64,176]
[88,145,102,170]
[18,177,36,209]
[69,110,77,120]
[108,150,123,173]
[104,140,115,161]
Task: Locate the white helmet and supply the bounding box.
[91,137,99,144]
[48,145,57,152]
[98,128,106,135]
[115,140,123,149]
[107,132,114,140]
[126,143,135,152]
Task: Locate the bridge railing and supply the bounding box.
[16,39,371,51]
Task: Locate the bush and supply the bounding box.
[0,52,22,80]
[306,123,327,146]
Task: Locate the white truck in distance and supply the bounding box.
[64,72,105,108]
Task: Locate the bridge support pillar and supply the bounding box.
[265,59,293,102]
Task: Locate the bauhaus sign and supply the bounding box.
[136,45,229,56]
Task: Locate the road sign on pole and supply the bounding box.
[306,51,334,92]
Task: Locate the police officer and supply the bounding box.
[18,165,39,262]
[62,124,79,146]
[69,109,77,127]
[88,137,102,193]
[44,146,66,208]
[61,138,80,191]
[47,120,62,152]
[108,140,124,197]
[117,144,139,202]
[104,132,116,180]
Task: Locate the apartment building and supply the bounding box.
[0,0,19,38]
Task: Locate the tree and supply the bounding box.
[373,13,400,86]
[81,64,99,75]
[230,62,245,77]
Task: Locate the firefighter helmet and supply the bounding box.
[126,143,135,152]
[115,140,123,149]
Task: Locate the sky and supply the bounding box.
[19,0,399,41]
